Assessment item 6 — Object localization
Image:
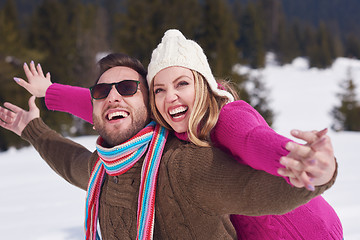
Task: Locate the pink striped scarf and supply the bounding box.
[85,121,168,240]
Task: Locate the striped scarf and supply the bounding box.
[85,121,168,240]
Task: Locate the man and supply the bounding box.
[0,53,337,239]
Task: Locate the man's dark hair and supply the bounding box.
[95,53,148,89]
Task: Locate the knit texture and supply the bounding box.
[177,100,343,239]
[147,29,234,102]
[45,83,93,123]
[86,121,168,240]
[211,100,343,239]
[211,100,291,179]
[21,118,338,239]
[44,84,343,239]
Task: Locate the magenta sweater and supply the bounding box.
[45,83,343,240]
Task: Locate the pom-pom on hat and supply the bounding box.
[147,29,234,102]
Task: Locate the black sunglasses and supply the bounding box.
[90,80,140,99]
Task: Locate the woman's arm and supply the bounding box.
[13,61,93,123]
[211,100,336,190]
[211,100,290,178]
[45,83,93,123]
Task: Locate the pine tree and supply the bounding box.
[0,0,22,55]
[28,0,79,83]
[248,72,274,126]
[200,0,240,76]
[160,0,202,39]
[345,34,360,59]
[72,3,109,88]
[307,22,333,68]
[239,3,265,68]
[112,0,163,66]
[331,68,360,131]
[113,0,202,66]
[276,20,303,64]
[258,0,285,51]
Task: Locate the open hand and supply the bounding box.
[0,96,40,136]
[13,61,52,97]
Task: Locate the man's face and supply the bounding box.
[92,66,150,146]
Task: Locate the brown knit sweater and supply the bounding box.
[21,118,337,240]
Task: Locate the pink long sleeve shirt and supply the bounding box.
[45,83,343,240]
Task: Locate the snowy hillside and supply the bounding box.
[1,56,359,239]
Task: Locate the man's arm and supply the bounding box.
[0,97,92,190]
[169,144,337,216]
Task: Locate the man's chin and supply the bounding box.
[93,113,150,147]
[101,128,134,146]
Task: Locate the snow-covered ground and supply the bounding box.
[1,56,359,239]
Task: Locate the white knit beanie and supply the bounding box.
[147,29,234,102]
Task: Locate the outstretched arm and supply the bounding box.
[13,61,93,123]
[171,141,337,216]
[0,97,92,190]
[211,100,335,190]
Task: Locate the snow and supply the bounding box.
[1,56,360,239]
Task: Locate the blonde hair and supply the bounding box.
[149,70,237,147]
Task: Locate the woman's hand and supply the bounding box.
[277,128,336,191]
[13,61,52,98]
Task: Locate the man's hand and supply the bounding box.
[13,61,52,98]
[0,96,40,136]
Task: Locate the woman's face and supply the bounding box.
[153,66,196,133]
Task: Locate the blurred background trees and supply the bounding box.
[331,68,360,131]
[1,0,360,150]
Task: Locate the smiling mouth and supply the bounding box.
[107,111,129,121]
[169,106,188,119]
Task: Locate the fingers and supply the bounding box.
[280,156,314,185]
[28,96,38,111]
[316,128,328,138]
[3,102,23,114]
[13,77,32,92]
[46,72,51,80]
[277,167,314,191]
[280,152,317,191]
[36,63,45,76]
[286,142,314,159]
[291,128,328,145]
[23,61,45,79]
[29,61,39,76]
[0,105,16,123]
[0,104,23,135]
[291,129,316,144]
[23,62,33,79]
[310,136,327,151]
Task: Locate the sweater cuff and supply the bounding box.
[21,118,51,143]
[45,83,64,111]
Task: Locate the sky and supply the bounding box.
[0,55,359,239]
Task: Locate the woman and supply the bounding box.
[13,30,342,239]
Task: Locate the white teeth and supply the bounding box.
[108,111,129,120]
[169,106,188,116]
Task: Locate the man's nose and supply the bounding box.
[107,85,123,102]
